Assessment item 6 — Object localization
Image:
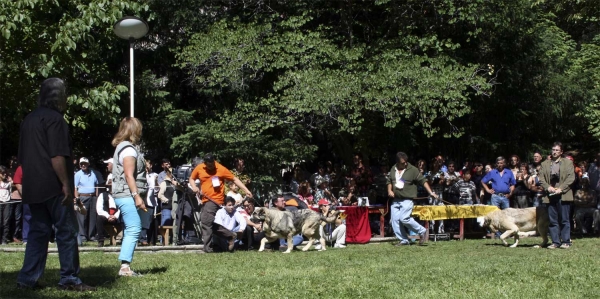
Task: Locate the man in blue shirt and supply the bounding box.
[481,156,516,210]
[74,157,98,242]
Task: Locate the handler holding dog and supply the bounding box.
[387,152,438,246]
[189,153,252,253]
[538,142,575,249]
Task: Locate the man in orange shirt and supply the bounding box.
[189,153,252,253]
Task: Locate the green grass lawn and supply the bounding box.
[1,237,599,298]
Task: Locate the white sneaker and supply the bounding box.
[314,244,322,250]
[118,266,143,277]
[334,243,346,248]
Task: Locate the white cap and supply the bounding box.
[103,158,114,164]
[79,157,89,164]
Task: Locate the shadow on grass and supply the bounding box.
[0,264,154,299]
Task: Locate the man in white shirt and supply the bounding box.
[213,196,246,252]
[95,191,121,247]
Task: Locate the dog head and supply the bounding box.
[251,207,267,222]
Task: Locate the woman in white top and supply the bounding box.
[111,117,147,277]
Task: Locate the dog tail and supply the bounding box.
[476,216,485,228]
[321,210,340,223]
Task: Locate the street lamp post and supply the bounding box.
[113,16,149,117]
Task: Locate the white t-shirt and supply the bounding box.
[0,181,11,202]
[226,191,244,206]
[118,147,138,165]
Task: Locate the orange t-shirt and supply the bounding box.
[190,162,235,205]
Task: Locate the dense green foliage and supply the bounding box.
[1,237,600,298]
[1,0,599,177]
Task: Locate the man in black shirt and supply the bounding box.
[16,78,95,291]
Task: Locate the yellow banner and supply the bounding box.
[412,205,500,221]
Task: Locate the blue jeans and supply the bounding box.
[279,235,304,247]
[490,194,510,210]
[114,197,145,263]
[161,209,172,226]
[390,199,426,243]
[22,203,31,243]
[17,194,82,287]
[547,198,571,246]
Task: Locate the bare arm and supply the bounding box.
[233,177,252,198]
[51,156,73,206]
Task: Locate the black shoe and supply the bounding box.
[97,241,104,247]
[57,283,96,292]
[418,231,427,246]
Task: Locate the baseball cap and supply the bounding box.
[103,158,114,164]
[318,199,329,206]
[79,157,89,164]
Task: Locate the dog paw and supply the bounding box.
[533,245,541,249]
[509,244,518,248]
[282,251,291,254]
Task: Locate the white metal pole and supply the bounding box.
[129,38,134,117]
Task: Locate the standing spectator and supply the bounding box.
[387,152,438,246]
[157,158,171,186]
[481,157,516,211]
[513,163,532,208]
[451,170,478,205]
[309,162,329,189]
[157,169,178,227]
[111,116,148,276]
[189,153,252,253]
[539,142,575,249]
[7,157,23,243]
[471,163,485,202]
[0,166,12,244]
[103,158,114,187]
[444,161,460,204]
[587,152,600,203]
[74,157,99,242]
[573,174,597,234]
[225,181,243,206]
[17,78,94,291]
[351,154,373,196]
[509,155,521,178]
[139,160,158,246]
[11,166,29,244]
[373,165,390,205]
[530,152,544,176]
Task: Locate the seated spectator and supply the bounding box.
[451,170,478,205]
[316,199,346,249]
[297,181,314,206]
[213,196,246,252]
[338,181,358,206]
[226,180,244,206]
[574,174,598,234]
[238,198,264,250]
[95,191,121,247]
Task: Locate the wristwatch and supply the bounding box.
[131,192,138,197]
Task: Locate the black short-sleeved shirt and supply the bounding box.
[18,107,73,204]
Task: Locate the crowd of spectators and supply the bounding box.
[2,147,600,250]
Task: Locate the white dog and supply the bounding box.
[477,207,549,248]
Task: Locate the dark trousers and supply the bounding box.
[96,216,120,243]
[17,194,81,287]
[241,226,264,250]
[547,198,572,246]
[11,201,23,240]
[76,195,97,241]
[200,201,219,252]
[0,203,13,243]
